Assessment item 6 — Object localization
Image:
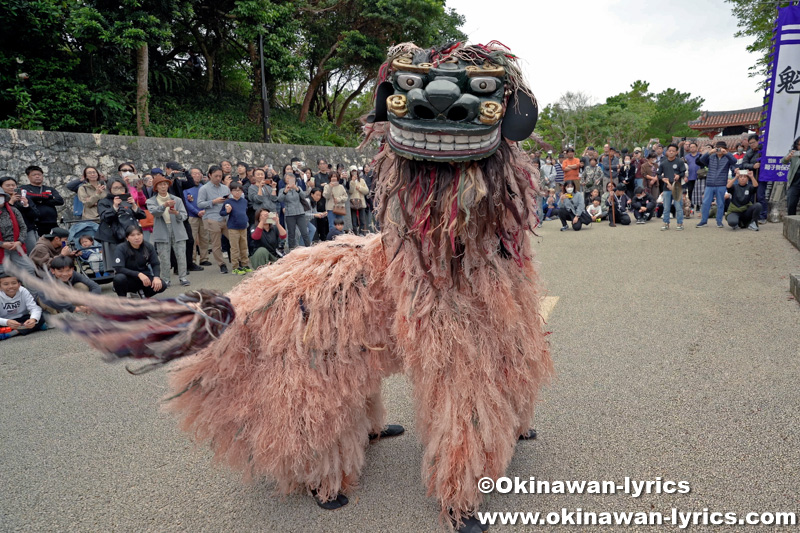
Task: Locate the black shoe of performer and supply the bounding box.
[311,489,349,510]
[369,424,405,441]
[519,428,537,440]
[449,510,490,533]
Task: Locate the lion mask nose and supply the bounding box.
[425,79,461,112]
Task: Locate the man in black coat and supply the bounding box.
[20,165,64,236]
[741,134,766,223]
[631,187,655,224]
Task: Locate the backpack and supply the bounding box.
[73,195,84,218]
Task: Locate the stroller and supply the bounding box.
[65,220,114,284]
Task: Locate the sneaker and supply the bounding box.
[0,333,11,340]
[676,225,684,231]
[188,264,204,272]
[661,224,669,231]
[748,221,759,231]
[220,264,229,274]
[716,223,724,228]
[731,225,738,231]
[200,260,212,266]
[241,266,253,273]
[758,218,767,225]
[696,222,708,228]
[179,278,191,286]
[232,268,246,275]
[560,225,569,231]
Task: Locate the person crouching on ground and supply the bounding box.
[0,269,45,340]
[29,227,80,272]
[112,226,166,298]
[41,255,101,314]
[726,169,761,231]
[557,182,591,231]
[146,174,190,287]
[607,185,632,226]
[249,210,286,268]
[632,187,655,224]
[220,182,252,275]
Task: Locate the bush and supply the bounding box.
[144,95,360,147]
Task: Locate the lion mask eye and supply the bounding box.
[397,74,424,90]
[470,77,498,94]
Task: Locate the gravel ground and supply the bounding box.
[1,219,798,532]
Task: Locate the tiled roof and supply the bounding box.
[688,107,763,129]
[671,134,750,149]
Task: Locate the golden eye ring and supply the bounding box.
[387,95,408,118]
[479,101,503,125]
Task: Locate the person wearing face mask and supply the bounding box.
[556,183,591,231]
[540,156,557,191]
[0,186,37,279]
[618,156,636,199]
[0,176,39,252]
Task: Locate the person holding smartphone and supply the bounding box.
[96,179,146,272]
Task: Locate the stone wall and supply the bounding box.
[0,128,374,217]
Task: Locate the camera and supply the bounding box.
[171,170,187,179]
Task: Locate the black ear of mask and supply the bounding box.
[501,90,538,142]
[368,82,394,123]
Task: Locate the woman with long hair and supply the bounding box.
[97,179,146,272]
[348,167,369,235]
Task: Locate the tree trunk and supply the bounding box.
[336,76,371,127]
[300,70,329,123]
[247,41,261,123]
[136,44,149,136]
[299,41,340,123]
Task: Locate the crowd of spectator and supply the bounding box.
[0,157,377,339]
[2,136,799,341]
[530,133,799,232]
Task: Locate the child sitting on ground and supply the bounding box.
[0,269,46,340]
[586,197,603,222]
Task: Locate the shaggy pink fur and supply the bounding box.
[166,141,553,529]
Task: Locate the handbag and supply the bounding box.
[333,203,347,216]
[139,208,155,230]
[350,197,365,210]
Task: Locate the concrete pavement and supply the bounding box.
[1,219,799,532]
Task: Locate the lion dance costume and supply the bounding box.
[8,41,553,532]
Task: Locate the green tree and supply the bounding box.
[297,0,465,122]
[726,0,795,81]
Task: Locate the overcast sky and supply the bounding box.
[454,0,764,111]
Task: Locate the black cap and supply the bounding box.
[44,227,69,239]
[166,161,183,170]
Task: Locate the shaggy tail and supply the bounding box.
[2,258,234,372]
